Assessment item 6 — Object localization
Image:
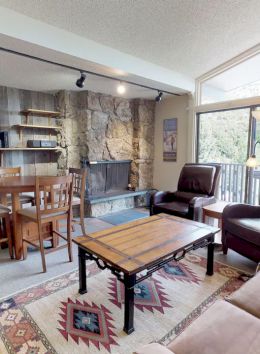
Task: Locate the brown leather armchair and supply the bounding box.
[222,203,260,263]
[150,163,221,221]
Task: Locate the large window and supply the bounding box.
[197,108,250,164]
[197,106,260,204]
[253,116,260,165]
[195,46,260,204]
[200,53,260,105]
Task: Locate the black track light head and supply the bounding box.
[76,72,86,88]
[155,91,163,102]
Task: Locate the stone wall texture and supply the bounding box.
[56,90,155,190]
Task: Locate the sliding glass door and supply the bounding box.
[196,106,260,204]
[249,113,260,204]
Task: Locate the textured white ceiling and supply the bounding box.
[0,0,259,79]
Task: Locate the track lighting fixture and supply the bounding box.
[76,72,86,88]
[0,47,181,97]
[117,82,126,95]
[155,91,163,102]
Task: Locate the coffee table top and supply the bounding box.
[74,214,219,274]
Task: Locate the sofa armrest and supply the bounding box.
[223,203,260,219]
[150,191,176,215]
[189,196,215,207]
[150,191,176,205]
[188,196,216,221]
[134,343,174,354]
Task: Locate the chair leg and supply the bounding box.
[51,221,58,248]
[223,245,228,255]
[22,239,28,260]
[20,218,28,260]
[0,218,4,249]
[67,216,73,262]
[222,232,228,255]
[80,204,86,235]
[5,214,13,259]
[38,223,47,273]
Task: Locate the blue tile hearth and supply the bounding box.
[98,208,149,225]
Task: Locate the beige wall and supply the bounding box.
[153,94,191,191]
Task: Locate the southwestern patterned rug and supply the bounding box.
[0,253,246,354]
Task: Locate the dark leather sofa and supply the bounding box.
[222,203,260,263]
[150,163,221,221]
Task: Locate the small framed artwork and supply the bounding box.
[163,118,177,161]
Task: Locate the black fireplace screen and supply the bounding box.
[81,160,131,198]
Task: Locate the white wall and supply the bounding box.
[153,94,191,191]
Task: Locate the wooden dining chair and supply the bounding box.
[69,167,87,235]
[0,204,13,259]
[16,175,74,272]
[0,167,35,206]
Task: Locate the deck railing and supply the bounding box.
[251,170,260,205]
[218,163,259,205]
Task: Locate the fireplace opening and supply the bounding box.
[81,160,132,200]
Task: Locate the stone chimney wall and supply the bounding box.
[56,90,155,190]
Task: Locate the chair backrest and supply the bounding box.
[178,163,221,197]
[0,167,21,177]
[68,167,87,199]
[35,175,73,218]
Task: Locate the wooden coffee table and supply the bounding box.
[74,214,219,334]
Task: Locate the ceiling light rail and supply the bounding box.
[0,46,180,99]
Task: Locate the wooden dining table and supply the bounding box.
[0,176,53,260]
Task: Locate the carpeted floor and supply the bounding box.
[0,208,257,300]
[0,253,247,354]
[0,217,114,299]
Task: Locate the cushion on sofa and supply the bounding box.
[227,271,260,319]
[168,300,260,354]
[154,202,189,217]
[225,218,260,246]
[134,343,174,354]
[178,165,215,195]
[171,191,208,204]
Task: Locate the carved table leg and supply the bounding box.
[123,273,136,335]
[206,235,215,276]
[78,247,87,294]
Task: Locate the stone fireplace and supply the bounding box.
[56,90,155,216]
[82,159,131,199]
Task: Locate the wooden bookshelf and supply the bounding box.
[13,124,62,130]
[0,109,63,166]
[0,147,62,151]
[16,108,63,146]
[13,124,62,140]
[20,109,61,118]
[0,147,63,166]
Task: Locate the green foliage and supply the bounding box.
[198,109,250,164]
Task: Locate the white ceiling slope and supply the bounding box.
[0,0,259,79]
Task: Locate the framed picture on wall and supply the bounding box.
[163,118,177,161]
